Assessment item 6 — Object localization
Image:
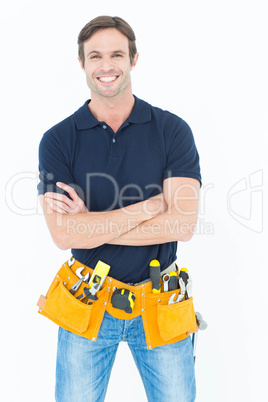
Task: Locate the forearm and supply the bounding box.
[59,207,150,249]
[40,194,165,250]
[107,207,198,246]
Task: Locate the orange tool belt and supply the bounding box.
[37,258,197,349]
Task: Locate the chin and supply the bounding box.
[98,88,123,98]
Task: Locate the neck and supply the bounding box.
[88,88,135,131]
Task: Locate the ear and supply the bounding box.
[130,52,139,71]
[78,57,85,71]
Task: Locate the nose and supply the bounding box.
[100,56,114,71]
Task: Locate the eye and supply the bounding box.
[90,55,100,59]
[113,53,122,58]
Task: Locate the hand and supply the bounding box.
[186,324,199,336]
[44,182,88,214]
[187,314,204,335]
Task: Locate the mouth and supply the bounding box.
[96,75,119,84]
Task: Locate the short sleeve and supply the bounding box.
[163,119,201,186]
[37,130,75,196]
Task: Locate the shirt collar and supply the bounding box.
[74,100,99,130]
[74,95,151,130]
[128,95,151,124]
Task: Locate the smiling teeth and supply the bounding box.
[98,76,118,82]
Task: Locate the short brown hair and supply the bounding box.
[78,16,137,67]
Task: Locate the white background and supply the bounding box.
[1,0,267,401]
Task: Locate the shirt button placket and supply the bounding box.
[102,124,116,143]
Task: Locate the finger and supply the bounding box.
[186,325,199,336]
[56,182,78,202]
[50,204,68,214]
[56,184,85,211]
[45,198,69,214]
[45,192,74,208]
[52,199,73,213]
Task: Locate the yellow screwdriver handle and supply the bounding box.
[149,260,161,293]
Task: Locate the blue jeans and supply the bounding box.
[55,312,196,401]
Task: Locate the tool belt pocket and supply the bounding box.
[37,260,109,339]
[157,296,196,341]
[44,281,94,334]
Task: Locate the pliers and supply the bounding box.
[168,278,186,304]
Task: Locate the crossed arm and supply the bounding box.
[39,177,200,249]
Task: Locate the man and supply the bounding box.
[38,16,201,401]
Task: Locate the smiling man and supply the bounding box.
[38,16,201,402]
[84,29,135,98]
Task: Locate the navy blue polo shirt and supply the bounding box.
[38,95,201,283]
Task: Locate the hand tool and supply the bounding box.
[180,268,193,299]
[87,260,110,290]
[68,256,75,267]
[195,311,208,330]
[168,271,178,291]
[192,312,208,364]
[76,260,110,301]
[168,293,182,304]
[76,283,100,303]
[168,278,186,304]
[162,271,178,292]
[76,281,92,300]
[179,267,189,285]
[186,276,192,299]
[192,332,198,364]
[162,274,170,292]
[179,277,186,300]
[149,259,161,293]
[87,283,100,305]
[74,282,99,303]
[179,268,191,299]
[111,288,136,313]
[69,267,90,295]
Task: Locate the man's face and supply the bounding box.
[81,28,138,98]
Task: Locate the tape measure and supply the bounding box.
[111,288,135,314]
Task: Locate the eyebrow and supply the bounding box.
[87,50,127,57]
[112,50,126,54]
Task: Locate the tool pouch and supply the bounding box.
[37,261,109,341]
[142,289,197,349]
[44,281,93,333]
[157,296,196,341]
[37,259,198,349]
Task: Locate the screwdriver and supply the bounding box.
[168,271,178,291]
[179,267,189,286]
[149,260,161,293]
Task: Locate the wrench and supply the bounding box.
[162,274,170,292]
[69,267,90,295]
[68,256,75,267]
